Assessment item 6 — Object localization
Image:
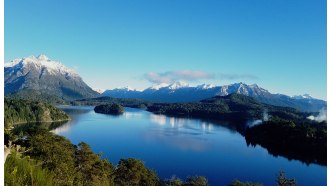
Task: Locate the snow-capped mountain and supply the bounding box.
[92,88,105,94]
[148,83,170,90]
[101,82,326,112]
[5,55,99,102]
[292,94,314,99]
[5,54,79,78]
[166,81,189,90]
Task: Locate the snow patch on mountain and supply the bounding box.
[167,81,189,90]
[149,83,170,90]
[5,55,78,77]
[292,94,314,100]
[93,88,105,94]
[114,86,141,91]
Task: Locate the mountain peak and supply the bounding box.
[167,81,189,89]
[100,82,326,111]
[5,55,98,101]
[115,86,139,91]
[292,94,314,100]
[5,54,78,77]
[37,54,49,61]
[148,83,170,90]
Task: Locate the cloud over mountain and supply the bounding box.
[144,70,259,84]
[144,70,214,84]
[218,73,259,80]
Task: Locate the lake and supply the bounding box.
[53,106,326,186]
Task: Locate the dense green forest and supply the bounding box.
[147,94,306,122]
[74,94,307,123]
[94,103,124,115]
[245,117,327,165]
[6,89,69,104]
[4,97,70,128]
[73,96,152,108]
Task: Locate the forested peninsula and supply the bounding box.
[4,98,70,127]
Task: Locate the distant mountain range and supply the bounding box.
[4,55,98,103]
[102,82,326,112]
[4,55,326,111]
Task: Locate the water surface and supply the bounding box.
[53,106,326,186]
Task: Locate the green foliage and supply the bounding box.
[245,117,327,165]
[147,93,305,125]
[28,129,76,185]
[6,89,69,104]
[4,97,69,128]
[185,176,209,186]
[73,96,153,108]
[113,158,161,186]
[164,176,209,186]
[10,125,164,186]
[94,103,124,115]
[276,171,297,186]
[164,176,184,186]
[229,179,263,186]
[5,151,53,186]
[74,142,114,185]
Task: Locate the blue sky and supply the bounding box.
[5,0,326,100]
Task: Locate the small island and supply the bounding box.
[94,103,124,115]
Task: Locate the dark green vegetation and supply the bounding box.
[6,126,161,186]
[113,158,160,185]
[228,180,263,186]
[5,151,54,186]
[73,96,152,109]
[245,117,327,165]
[226,171,295,186]
[4,97,69,128]
[147,94,305,122]
[75,94,306,124]
[94,103,124,115]
[164,176,210,186]
[276,171,297,186]
[6,89,69,104]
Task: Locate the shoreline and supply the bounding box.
[9,119,71,127]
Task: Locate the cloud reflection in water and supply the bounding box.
[146,114,215,151]
[51,121,72,134]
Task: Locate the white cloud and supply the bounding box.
[218,73,259,80]
[307,108,327,122]
[144,70,214,84]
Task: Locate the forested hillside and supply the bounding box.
[147,93,306,123]
[4,98,70,127]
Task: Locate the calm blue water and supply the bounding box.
[53,106,326,186]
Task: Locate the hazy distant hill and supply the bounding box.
[4,55,99,103]
[102,82,326,112]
